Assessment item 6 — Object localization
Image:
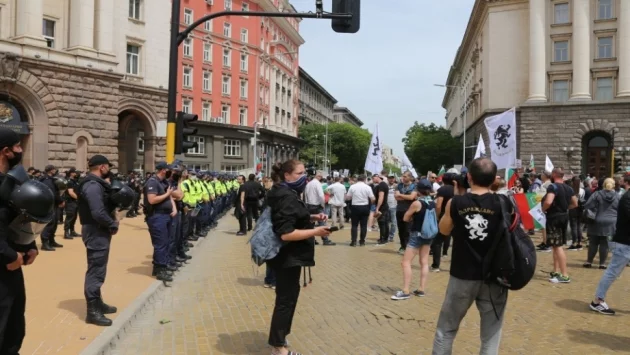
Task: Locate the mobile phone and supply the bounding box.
[327,226,339,232]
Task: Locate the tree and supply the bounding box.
[298,123,372,174]
[383,162,401,176]
[402,122,462,174]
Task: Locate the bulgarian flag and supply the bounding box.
[437,166,445,177]
[506,168,519,189]
[513,193,545,230]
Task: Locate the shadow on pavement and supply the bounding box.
[370,248,399,254]
[58,299,86,319]
[555,299,591,314]
[215,331,268,354]
[369,284,397,293]
[237,277,261,286]
[127,265,152,276]
[566,329,630,351]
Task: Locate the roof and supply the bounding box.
[298,67,338,104]
[333,105,363,126]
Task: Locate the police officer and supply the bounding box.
[77,155,119,326]
[144,162,176,282]
[166,164,186,271]
[63,168,81,239]
[0,128,55,353]
[40,165,64,251]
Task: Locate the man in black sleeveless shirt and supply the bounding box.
[432,158,511,354]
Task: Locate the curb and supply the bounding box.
[79,211,232,355]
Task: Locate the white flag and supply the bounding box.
[484,108,517,169]
[545,155,554,172]
[400,151,418,178]
[474,134,486,159]
[364,123,383,174]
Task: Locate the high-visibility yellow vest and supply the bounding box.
[181,179,196,207]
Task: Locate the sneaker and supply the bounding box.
[590,301,615,315]
[391,291,411,300]
[568,245,579,251]
[430,266,440,273]
[388,236,394,242]
[398,248,405,255]
[599,265,607,270]
[575,244,584,250]
[583,263,592,268]
[263,284,272,288]
[538,246,552,253]
[550,275,571,283]
[536,242,546,248]
[549,272,560,281]
[412,290,425,297]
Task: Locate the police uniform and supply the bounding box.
[167,167,186,268]
[77,155,119,327]
[63,168,81,239]
[144,162,174,282]
[39,165,64,251]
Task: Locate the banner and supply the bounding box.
[400,151,418,178]
[474,134,486,159]
[513,193,545,230]
[364,123,383,174]
[545,155,554,172]
[484,108,517,169]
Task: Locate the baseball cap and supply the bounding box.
[417,178,433,191]
[44,164,55,172]
[155,161,171,170]
[88,155,113,167]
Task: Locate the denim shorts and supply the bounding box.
[370,205,376,212]
[407,231,434,249]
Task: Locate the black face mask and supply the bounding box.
[8,150,22,169]
[102,171,112,180]
[172,173,181,182]
[165,171,172,179]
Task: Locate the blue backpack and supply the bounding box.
[247,207,284,266]
[420,198,438,239]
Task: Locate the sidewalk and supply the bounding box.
[22,215,166,355]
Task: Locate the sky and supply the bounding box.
[291,0,474,157]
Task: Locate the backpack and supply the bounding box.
[247,207,285,266]
[420,198,438,239]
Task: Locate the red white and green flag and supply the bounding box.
[506,168,519,189]
[513,193,544,230]
[437,166,445,178]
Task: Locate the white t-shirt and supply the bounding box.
[327,182,347,207]
[304,178,324,206]
[347,182,375,206]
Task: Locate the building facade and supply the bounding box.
[332,105,363,127]
[443,0,630,177]
[382,144,400,169]
[0,0,170,173]
[298,66,337,125]
[175,0,304,173]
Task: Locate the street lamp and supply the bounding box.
[434,83,467,166]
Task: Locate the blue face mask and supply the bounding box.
[285,174,307,194]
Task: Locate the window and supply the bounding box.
[596,77,614,100]
[240,28,248,43]
[126,44,140,75]
[554,3,569,24]
[225,0,232,10]
[202,102,211,121]
[598,0,613,20]
[203,43,211,62]
[240,53,248,72]
[182,99,192,113]
[224,139,241,157]
[223,48,231,67]
[42,19,55,48]
[223,22,231,37]
[137,131,144,152]
[552,80,569,102]
[240,80,248,98]
[597,36,613,59]
[242,2,249,11]
[184,8,193,25]
[221,164,245,173]
[191,164,210,171]
[239,108,247,126]
[553,40,569,62]
[187,136,205,155]
[204,20,212,31]
[221,105,230,122]
[183,38,192,57]
[183,67,192,88]
[222,76,230,95]
[203,71,211,91]
[129,0,141,20]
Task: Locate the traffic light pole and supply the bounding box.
[165,0,355,163]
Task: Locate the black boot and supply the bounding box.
[41,240,55,251]
[50,239,64,248]
[71,230,81,237]
[98,298,117,314]
[64,229,73,240]
[156,267,173,282]
[85,299,112,326]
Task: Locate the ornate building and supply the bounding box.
[332,105,363,127]
[298,66,337,125]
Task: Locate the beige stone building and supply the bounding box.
[332,105,363,127]
[443,0,630,177]
[0,0,170,173]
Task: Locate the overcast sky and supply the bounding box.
[292,0,474,157]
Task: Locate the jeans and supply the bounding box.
[330,205,345,228]
[396,210,410,249]
[433,276,507,355]
[350,205,370,243]
[268,266,302,347]
[388,207,397,238]
[595,242,630,301]
[587,236,609,265]
[569,214,583,245]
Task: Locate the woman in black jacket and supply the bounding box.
[266,160,331,355]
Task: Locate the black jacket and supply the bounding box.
[40,175,62,205]
[614,190,630,246]
[267,183,314,268]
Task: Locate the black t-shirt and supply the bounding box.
[436,185,454,218]
[373,181,389,211]
[545,183,573,218]
[144,177,173,213]
[449,193,507,281]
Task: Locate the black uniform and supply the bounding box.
[40,175,62,246]
[64,177,80,237]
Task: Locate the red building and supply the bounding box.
[176,0,304,174]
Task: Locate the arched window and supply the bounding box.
[584,133,610,178]
[76,137,88,171]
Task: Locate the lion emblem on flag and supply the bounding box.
[494,124,511,149]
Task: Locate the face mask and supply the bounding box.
[190,175,197,181]
[7,150,21,168]
[165,171,172,179]
[172,173,181,182]
[285,174,307,194]
[102,170,111,179]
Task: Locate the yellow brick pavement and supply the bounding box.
[106,218,630,355]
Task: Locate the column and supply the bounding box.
[95,0,115,58]
[143,137,156,173]
[570,0,592,100]
[527,0,547,102]
[68,0,96,55]
[618,0,630,96]
[14,0,47,46]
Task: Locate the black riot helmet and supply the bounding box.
[110,179,124,193]
[110,184,135,209]
[7,179,55,245]
[54,176,68,192]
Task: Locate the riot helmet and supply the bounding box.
[110,179,124,193]
[7,179,55,245]
[110,184,136,221]
[54,176,68,195]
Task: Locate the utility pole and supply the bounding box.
[324,119,328,175]
[253,121,258,174]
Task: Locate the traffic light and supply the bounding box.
[175,111,198,154]
[331,0,361,34]
[614,157,623,173]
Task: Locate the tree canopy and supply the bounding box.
[402,122,462,174]
[298,123,372,174]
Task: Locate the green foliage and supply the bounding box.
[402,122,462,173]
[383,162,401,176]
[298,123,371,174]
